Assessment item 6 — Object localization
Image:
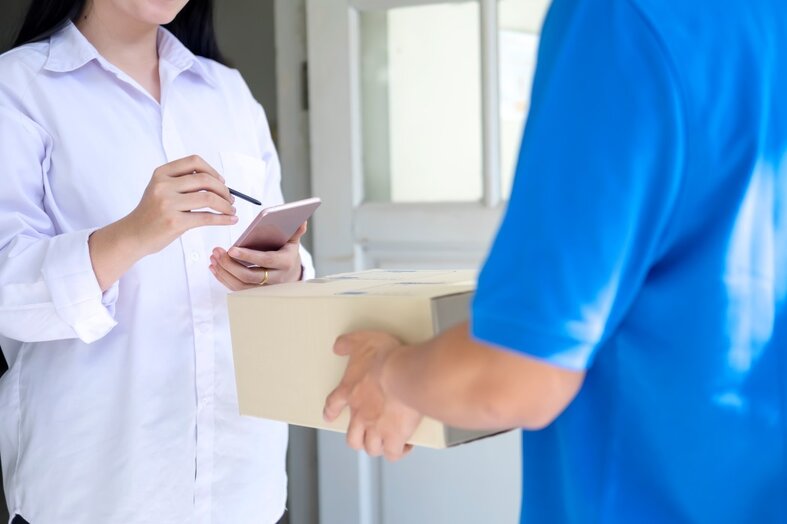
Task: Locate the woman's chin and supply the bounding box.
[131,0,190,26]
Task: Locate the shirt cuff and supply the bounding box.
[41,229,119,344]
[299,245,316,281]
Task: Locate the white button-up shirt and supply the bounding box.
[0,23,314,524]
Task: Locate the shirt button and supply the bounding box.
[199,323,210,334]
[190,251,200,263]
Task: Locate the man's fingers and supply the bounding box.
[383,444,413,462]
[333,334,357,356]
[383,449,403,462]
[365,429,384,457]
[401,444,414,459]
[346,419,365,451]
[383,432,412,462]
[323,384,350,422]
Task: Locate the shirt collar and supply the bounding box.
[43,22,97,73]
[44,22,217,87]
[156,26,218,87]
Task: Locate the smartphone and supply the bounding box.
[232,197,321,254]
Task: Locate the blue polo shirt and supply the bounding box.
[472,0,787,522]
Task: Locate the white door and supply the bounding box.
[306,0,549,522]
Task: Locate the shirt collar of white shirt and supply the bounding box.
[43,21,218,88]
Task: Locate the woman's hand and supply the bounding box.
[126,155,238,255]
[209,223,307,291]
[89,155,237,291]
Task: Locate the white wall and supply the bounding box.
[360,3,483,203]
[215,0,279,127]
[387,3,483,202]
[357,0,548,204]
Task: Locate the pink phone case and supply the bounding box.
[232,197,321,255]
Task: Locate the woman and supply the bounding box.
[0,1,313,522]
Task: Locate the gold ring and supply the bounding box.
[259,269,270,286]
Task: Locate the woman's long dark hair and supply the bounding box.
[12,0,225,63]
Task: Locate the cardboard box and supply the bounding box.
[228,269,501,448]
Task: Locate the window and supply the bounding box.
[357,0,549,204]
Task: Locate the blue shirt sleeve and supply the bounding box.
[472,0,687,370]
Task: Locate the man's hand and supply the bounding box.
[324,331,423,462]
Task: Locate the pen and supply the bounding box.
[229,187,262,206]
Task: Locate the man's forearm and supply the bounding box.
[381,322,585,430]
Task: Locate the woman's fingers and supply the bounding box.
[155,155,234,205]
[157,155,224,182]
[226,246,290,270]
[131,155,241,256]
[287,222,308,244]
[209,256,249,291]
[172,172,233,203]
[185,211,239,229]
[211,249,283,286]
[178,191,236,215]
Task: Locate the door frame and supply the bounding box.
[305,1,509,522]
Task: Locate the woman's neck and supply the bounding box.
[76,3,162,102]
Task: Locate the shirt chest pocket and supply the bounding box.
[220,151,267,245]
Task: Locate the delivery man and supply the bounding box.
[323,0,787,521]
